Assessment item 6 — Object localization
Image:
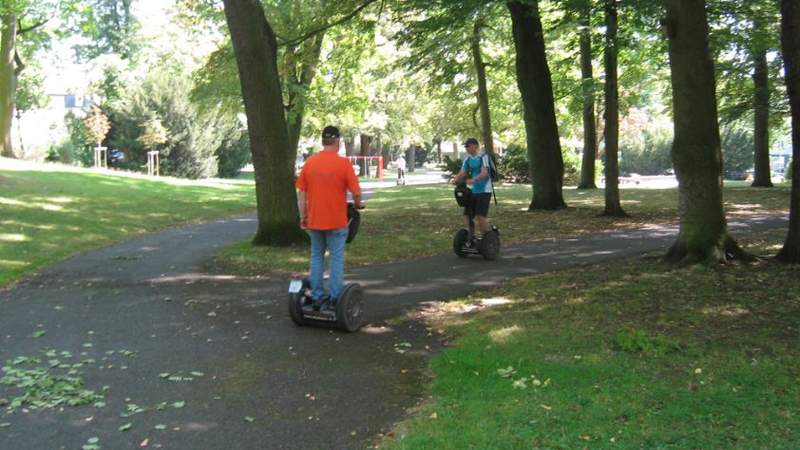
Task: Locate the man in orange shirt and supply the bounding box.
[296,126,363,309]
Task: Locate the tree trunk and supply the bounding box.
[751,43,773,187]
[777,0,800,263]
[508,0,567,210]
[0,15,18,158]
[603,0,625,216]
[578,1,598,190]
[408,146,416,172]
[286,32,325,156]
[436,138,442,163]
[663,0,745,263]
[452,141,458,160]
[222,0,305,246]
[360,134,371,177]
[472,18,494,155]
[345,135,355,156]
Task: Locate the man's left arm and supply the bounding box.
[345,161,364,209]
[297,190,308,229]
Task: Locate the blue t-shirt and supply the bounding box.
[461,152,493,194]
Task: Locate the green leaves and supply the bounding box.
[0,351,106,413]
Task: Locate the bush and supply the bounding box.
[217,131,251,178]
[496,144,581,185]
[721,126,754,180]
[46,112,92,165]
[106,69,241,179]
[619,130,673,176]
[786,159,793,180]
[497,144,529,183]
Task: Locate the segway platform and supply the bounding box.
[288,278,364,332]
[453,226,501,260]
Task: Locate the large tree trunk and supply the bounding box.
[603,0,625,216]
[0,15,18,158]
[222,0,305,246]
[436,138,442,163]
[777,0,800,263]
[751,42,773,187]
[663,0,744,263]
[508,0,567,210]
[472,18,494,155]
[407,146,416,172]
[578,1,598,190]
[286,32,325,156]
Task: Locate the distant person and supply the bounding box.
[452,137,493,240]
[395,154,407,185]
[295,126,363,309]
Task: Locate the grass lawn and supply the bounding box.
[0,160,255,287]
[384,229,800,449]
[218,182,791,274]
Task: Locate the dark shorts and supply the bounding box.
[464,192,491,218]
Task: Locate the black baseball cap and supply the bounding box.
[463,137,479,147]
[322,126,341,139]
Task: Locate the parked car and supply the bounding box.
[109,149,125,163]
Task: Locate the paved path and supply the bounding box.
[0,211,788,450]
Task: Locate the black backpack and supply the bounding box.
[454,183,472,207]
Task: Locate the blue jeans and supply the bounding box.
[307,226,349,301]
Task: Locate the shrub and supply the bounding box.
[217,131,251,178]
[619,130,673,176]
[106,69,241,179]
[496,144,581,185]
[721,126,754,179]
[497,144,530,183]
[786,159,793,181]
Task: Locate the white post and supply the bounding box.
[94,146,107,169]
[147,151,160,176]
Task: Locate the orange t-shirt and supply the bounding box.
[295,151,361,230]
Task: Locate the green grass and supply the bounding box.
[385,230,800,449]
[0,163,255,287]
[218,182,791,274]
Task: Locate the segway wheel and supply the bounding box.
[288,278,310,326]
[336,283,364,332]
[453,228,470,258]
[480,229,501,261]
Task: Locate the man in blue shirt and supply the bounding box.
[453,137,493,239]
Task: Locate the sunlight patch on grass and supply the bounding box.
[0,233,28,242]
[0,259,28,268]
[489,325,523,344]
[701,305,750,318]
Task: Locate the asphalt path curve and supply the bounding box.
[0,210,788,450]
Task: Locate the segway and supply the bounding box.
[453,183,501,260]
[287,203,365,332]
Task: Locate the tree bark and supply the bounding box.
[286,32,325,156]
[751,42,773,187]
[777,0,800,263]
[0,15,18,158]
[472,18,494,155]
[663,0,745,263]
[578,1,598,189]
[603,0,625,216]
[436,138,442,163]
[360,133,371,177]
[508,0,567,210]
[222,0,305,246]
[408,146,416,172]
